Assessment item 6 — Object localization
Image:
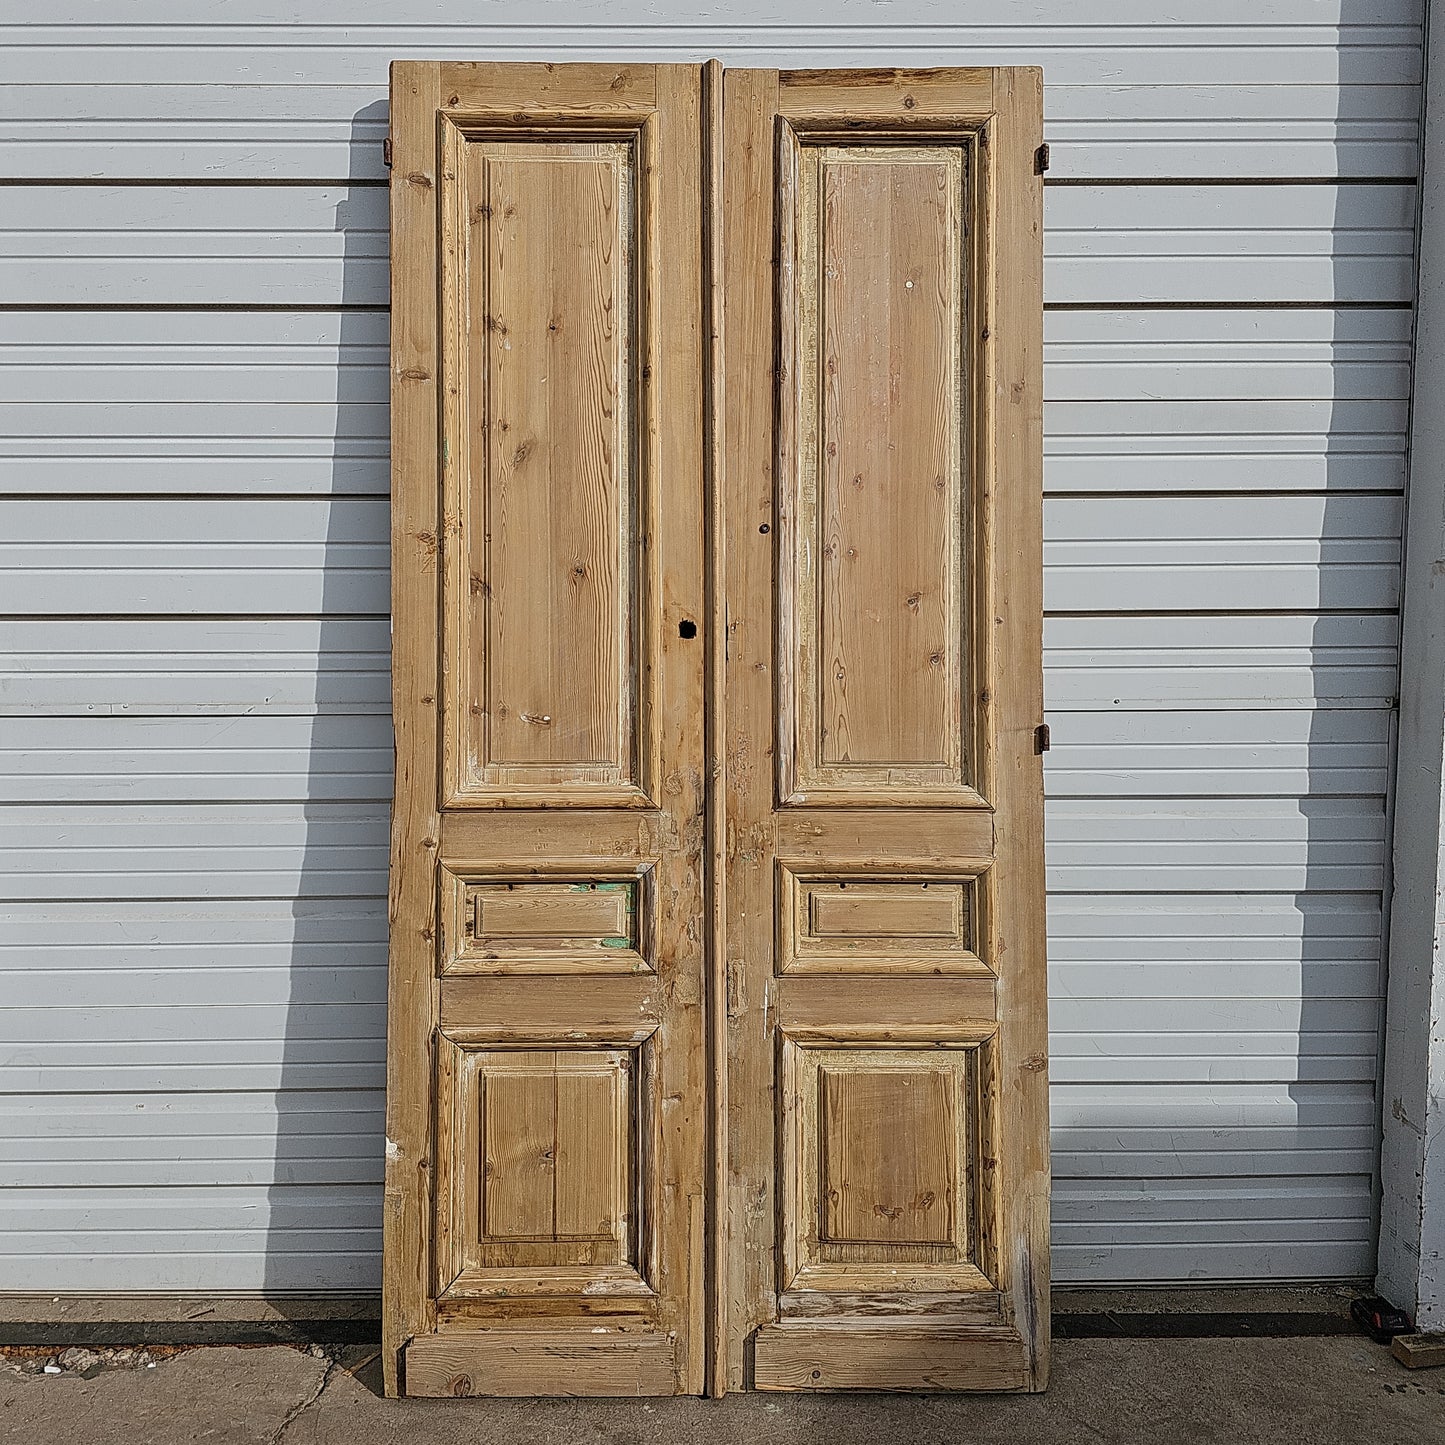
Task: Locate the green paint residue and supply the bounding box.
[592,882,628,893]
[601,937,631,949]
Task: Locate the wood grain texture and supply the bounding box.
[387,60,706,1398]
[987,66,1051,1393]
[383,57,443,1399]
[405,1326,677,1398]
[822,1067,957,1245]
[752,1322,1031,1392]
[702,53,730,1401]
[440,871,653,975]
[719,64,783,1393]
[722,65,1048,1393]
[780,870,986,976]
[781,140,970,803]
[442,128,652,807]
[394,59,1043,1398]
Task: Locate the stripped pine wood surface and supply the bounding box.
[384,60,708,1397]
[717,65,1049,1393]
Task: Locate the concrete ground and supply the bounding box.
[2,1336,1443,1445]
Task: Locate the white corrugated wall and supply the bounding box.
[0,2,1421,1290]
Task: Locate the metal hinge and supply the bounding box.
[1034,142,1050,175]
[1034,723,1051,755]
[382,137,394,169]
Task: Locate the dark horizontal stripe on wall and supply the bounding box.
[0,1319,383,1349]
[0,304,391,314]
[1045,300,1415,311]
[0,177,391,188]
[1045,176,1418,188]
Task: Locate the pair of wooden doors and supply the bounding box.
[385,59,1047,1398]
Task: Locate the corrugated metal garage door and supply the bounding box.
[0,2,1418,1290]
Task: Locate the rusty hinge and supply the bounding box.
[1034,722,1051,755]
[382,137,394,169]
[1034,142,1051,175]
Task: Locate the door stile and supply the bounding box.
[702,54,731,1401]
[982,65,1051,1387]
[718,65,784,1392]
[384,58,444,1399]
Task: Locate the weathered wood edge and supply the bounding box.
[383,56,444,1399]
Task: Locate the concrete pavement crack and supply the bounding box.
[271,1350,338,1444]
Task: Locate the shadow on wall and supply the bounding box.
[264,99,391,1306]
[1293,57,1410,1283]
[1286,8,1412,1283]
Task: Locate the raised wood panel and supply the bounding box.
[822,1066,957,1245]
[442,126,655,808]
[782,1042,990,1294]
[435,1040,640,1295]
[440,869,652,975]
[779,132,977,807]
[481,1052,630,1245]
[779,867,986,975]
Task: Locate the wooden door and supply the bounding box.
[386,59,1047,1399]
[717,67,1049,1392]
[385,61,708,1397]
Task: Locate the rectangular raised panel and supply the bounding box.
[482,1053,627,1242]
[822,1067,956,1245]
[811,888,958,940]
[443,128,654,807]
[478,885,633,941]
[441,869,651,974]
[778,868,985,974]
[435,1039,643,1296]
[779,136,976,806]
[781,1041,992,1293]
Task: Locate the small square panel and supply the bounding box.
[780,1040,993,1294]
[481,1051,629,1242]
[434,1038,646,1297]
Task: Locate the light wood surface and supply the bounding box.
[383,57,443,1400]
[751,1322,1031,1392]
[405,1326,678,1398]
[388,59,1045,1398]
[385,59,707,1398]
[719,64,1048,1393]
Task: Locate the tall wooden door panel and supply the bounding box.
[385,59,1047,1399]
[719,66,1049,1392]
[385,61,708,1398]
